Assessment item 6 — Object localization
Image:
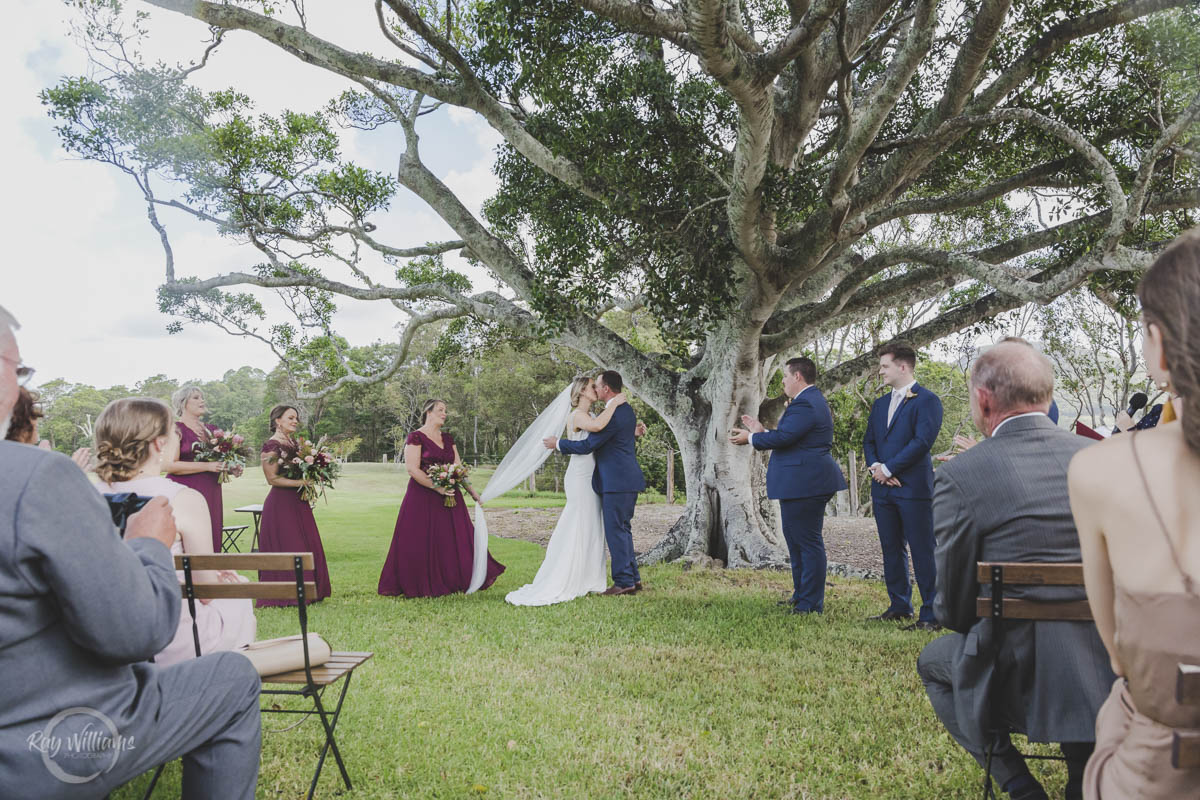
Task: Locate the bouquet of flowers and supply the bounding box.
[426,462,471,507]
[191,428,251,484]
[274,435,342,505]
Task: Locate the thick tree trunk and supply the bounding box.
[640,329,788,569]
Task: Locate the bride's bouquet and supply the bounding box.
[274,435,341,505]
[191,428,251,484]
[427,462,471,507]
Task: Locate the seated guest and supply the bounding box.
[3,385,45,445]
[1112,395,1182,433]
[918,340,1114,800]
[94,397,256,665]
[1069,228,1200,799]
[0,304,261,799]
[5,385,92,469]
[943,338,1060,458]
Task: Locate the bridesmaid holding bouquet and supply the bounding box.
[257,404,332,607]
[378,399,505,598]
[165,386,235,551]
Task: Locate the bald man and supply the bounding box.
[0,305,262,799]
[916,342,1112,800]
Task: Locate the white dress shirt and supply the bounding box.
[749,385,812,447]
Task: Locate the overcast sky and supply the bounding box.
[3,0,501,389]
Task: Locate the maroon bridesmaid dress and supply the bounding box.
[257,438,333,607]
[378,431,505,598]
[168,421,224,552]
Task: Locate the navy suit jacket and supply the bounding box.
[558,403,646,494]
[863,383,944,500]
[752,387,847,500]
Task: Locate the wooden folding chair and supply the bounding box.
[135,552,371,800]
[1173,663,1200,769]
[975,562,1093,800]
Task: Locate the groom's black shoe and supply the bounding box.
[867,609,913,622]
[602,584,638,596]
[635,582,643,592]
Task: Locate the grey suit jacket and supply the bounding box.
[0,442,181,796]
[931,414,1113,743]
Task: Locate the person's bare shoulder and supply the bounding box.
[1068,433,1127,495]
[171,486,209,520]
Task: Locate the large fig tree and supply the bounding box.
[45,0,1200,566]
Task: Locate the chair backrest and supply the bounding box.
[975,562,1092,621]
[1173,663,1200,769]
[175,552,320,682]
[175,553,317,601]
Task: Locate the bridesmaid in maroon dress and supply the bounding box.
[165,386,232,551]
[378,399,505,598]
[257,405,332,607]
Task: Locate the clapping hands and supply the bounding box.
[729,414,763,446]
[70,447,93,472]
[935,434,979,462]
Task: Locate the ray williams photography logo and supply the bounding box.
[26,707,136,784]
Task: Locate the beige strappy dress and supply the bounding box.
[1083,436,1200,799]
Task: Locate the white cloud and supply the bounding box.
[1,0,503,389]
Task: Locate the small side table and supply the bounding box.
[233,504,264,552]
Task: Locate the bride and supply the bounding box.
[465,375,627,605]
[505,375,628,606]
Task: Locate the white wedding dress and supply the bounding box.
[505,422,608,606]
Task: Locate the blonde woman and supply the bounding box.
[506,376,626,606]
[164,386,231,551]
[94,397,255,666]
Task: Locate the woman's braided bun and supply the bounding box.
[93,398,172,484]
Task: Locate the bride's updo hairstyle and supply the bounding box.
[569,376,593,409]
[94,397,172,484]
[1138,226,1200,455]
[420,399,445,425]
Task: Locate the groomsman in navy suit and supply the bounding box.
[864,342,944,630]
[731,358,847,614]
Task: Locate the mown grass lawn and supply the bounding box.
[115,465,1065,799]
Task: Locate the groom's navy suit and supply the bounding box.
[752,386,847,611]
[864,382,943,622]
[558,402,645,587]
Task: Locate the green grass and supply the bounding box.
[116,465,1066,799]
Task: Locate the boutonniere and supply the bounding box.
[904,389,918,400]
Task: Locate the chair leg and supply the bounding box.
[306,675,354,800]
[142,762,167,800]
[982,740,997,800]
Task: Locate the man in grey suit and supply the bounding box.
[0,305,261,799]
[917,341,1113,800]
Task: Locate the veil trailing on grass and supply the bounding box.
[467,384,573,593]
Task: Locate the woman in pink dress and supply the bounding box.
[165,386,235,551]
[378,399,505,598]
[93,397,255,665]
[257,405,332,607]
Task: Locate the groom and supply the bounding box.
[543,370,646,595]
